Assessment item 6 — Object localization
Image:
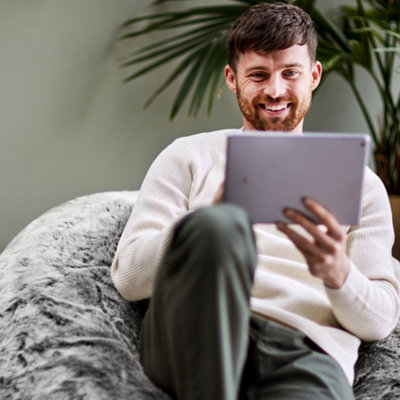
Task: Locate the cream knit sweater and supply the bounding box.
[111,129,400,384]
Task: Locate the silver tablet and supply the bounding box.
[223,132,370,225]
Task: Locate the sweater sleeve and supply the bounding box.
[326,168,400,341]
[111,139,196,301]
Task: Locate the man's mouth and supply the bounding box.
[259,102,291,112]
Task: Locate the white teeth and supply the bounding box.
[266,104,288,111]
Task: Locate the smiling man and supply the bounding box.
[111,3,399,400]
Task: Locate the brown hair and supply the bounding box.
[227,2,317,71]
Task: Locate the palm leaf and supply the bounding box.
[169,47,209,120]
[188,37,226,117]
[121,39,207,83]
[119,3,250,118]
[309,7,352,53]
[143,50,203,110]
[120,22,229,68]
[374,46,400,53]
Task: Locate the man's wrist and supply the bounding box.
[323,259,351,289]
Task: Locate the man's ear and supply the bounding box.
[311,61,322,91]
[225,65,237,93]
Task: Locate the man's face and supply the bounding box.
[225,45,322,134]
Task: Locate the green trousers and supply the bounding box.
[140,204,355,400]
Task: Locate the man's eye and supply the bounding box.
[284,70,298,77]
[250,73,267,80]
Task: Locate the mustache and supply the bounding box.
[252,95,294,103]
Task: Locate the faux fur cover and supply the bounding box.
[0,191,399,399]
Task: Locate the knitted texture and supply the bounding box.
[0,191,398,399]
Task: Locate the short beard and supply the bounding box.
[236,87,312,132]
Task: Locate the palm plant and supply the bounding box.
[119,0,400,193]
[318,0,400,193]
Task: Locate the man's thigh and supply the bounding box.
[240,314,355,400]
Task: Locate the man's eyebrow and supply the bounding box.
[244,63,305,73]
[282,63,305,69]
[244,66,269,73]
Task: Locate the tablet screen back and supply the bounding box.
[224,133,370,225]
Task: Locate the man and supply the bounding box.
[111,2,399,399]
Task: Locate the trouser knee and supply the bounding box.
[167,204,257,284]
[174,204,256,254]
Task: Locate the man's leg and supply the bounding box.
[140,204,257,400]
[240,314,355,400]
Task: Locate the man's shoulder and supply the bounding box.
[173,128,242,147]
[362,166,391,207]
[363,166,387,191]
[154,129,242,165]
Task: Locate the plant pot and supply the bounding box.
[389,194,400,261]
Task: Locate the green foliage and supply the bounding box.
[331,0,400,193]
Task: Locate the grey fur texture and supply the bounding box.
[0,191,398,399]
[0,192,170,400]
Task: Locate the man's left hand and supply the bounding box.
[276,198,350,289]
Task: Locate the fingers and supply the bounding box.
[276,221,321,258]
[276,198,345,256]
[276,220,336,261]
[301,198,344,240]
[282,208,340,254]
[282,198,343,238]
[276,198,350,289]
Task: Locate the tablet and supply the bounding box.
[223,132,370,225]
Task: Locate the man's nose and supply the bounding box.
[263,75,286,99]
